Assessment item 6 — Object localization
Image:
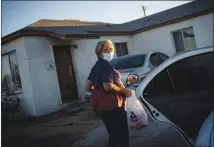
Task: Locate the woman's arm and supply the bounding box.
[86,80,94,92]
[103,82,131,97]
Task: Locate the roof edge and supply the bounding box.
[132,9,213,35]
[2,30,66,45]
[2,30,103,45]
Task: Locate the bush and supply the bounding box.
[2,91,21,120]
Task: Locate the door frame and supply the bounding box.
[52,45,78,104]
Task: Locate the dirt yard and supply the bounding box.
[2,104,102,147]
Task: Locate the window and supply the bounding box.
[114,42,128,57]
[172,27,196,53]
[144,69,174,98]
[1,52,22,92]
[111,54,145,70]
[144,52,214,98]
[167,52,214,94]
[149,53,169,67]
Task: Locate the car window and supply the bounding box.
[143,68,174,98]
[167,52,214,94]
[111,54,145,70]
[160,53,169,61]
[150,53,169,67]
[144,52,214,98]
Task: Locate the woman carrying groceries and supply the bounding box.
[86,40,131,147]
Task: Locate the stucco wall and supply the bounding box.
[1,37,36,116]
[71,39,99,99]
[131,13,213,56]
[24,36,62,116]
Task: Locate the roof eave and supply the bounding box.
[131,9,213,35]
[2,30,101,45]
[84,31,131,35]
[2,30,67,45]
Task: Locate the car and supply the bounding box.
[84,52,169,102]
[110,52,169,88]
[195,111,214,146]
[134,46,214,146]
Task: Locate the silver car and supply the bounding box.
[110,52,169,87]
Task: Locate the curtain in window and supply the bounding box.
[9,53,22,89]
[183,28,196,51]
[115,43,122,57]
[173,32,185,53]
[1,55,13,91]
[115,43,128,57]
[121,43,128,55]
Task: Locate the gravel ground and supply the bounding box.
[2,104,102,147]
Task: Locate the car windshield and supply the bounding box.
[111,54,145,70]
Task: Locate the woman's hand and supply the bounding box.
[86,80,93,91]
[122,88,132,97]
[103,83,132,97]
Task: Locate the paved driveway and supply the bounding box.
[72,116,190,147]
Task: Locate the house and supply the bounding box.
[2,0,213,116]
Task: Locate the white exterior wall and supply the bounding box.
[131,13,213,56]
[1,38,36,116]
[71,39,99,99]
[23,36,63,116]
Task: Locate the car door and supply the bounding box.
[136,49,214,142]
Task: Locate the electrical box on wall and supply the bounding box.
[44,60,55,70]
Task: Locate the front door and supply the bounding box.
[53,46,78,103]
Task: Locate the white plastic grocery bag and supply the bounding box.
[125,90,148,128]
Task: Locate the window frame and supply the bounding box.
[1,51,22,93]
[114,42,129,57]
[172,26,197,53]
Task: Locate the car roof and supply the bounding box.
[112,53,146,61]
[112,51,166,60]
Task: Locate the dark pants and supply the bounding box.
[99,108,129,147]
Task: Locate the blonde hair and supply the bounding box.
[95,40,114,58]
